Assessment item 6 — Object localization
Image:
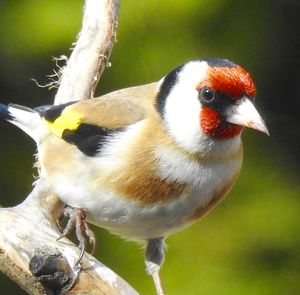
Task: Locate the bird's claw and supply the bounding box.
[57,206,96,266]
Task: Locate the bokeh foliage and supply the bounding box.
[0,0,299,294]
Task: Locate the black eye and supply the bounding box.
[199,87,215,104]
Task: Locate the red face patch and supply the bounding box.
[197,65,256,99]
[200,107,242,139]
[198,65,255,139]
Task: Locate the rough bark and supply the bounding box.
[0,1,139,294]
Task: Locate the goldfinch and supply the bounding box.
[0,58,269,295]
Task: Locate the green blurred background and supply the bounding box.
[0,0,299,294]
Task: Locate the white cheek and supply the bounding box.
[163,61,209,153]
[164,87,202,152]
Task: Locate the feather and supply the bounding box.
[0,103,42,142]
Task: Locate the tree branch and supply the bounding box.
[55,0,120,104]
[0,1,139,294]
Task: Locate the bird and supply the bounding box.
[0,58,269,295]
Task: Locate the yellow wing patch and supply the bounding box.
[43,108,83,138]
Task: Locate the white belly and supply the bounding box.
[41,129,242,240]
[48,153,241,240]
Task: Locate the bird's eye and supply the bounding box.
[199,87,216,104]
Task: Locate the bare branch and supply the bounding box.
[0,0,139,294]
[0,179,138,295]
[55,0,120,104]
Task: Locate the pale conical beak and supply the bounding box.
[226,97,270,135]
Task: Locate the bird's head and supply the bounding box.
[156,58,269,153]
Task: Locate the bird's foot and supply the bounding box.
[146,262,165,295]
[57,206,96,266]
[145,238,166,295]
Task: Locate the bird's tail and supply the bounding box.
[0,103,44,142]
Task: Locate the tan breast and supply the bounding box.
[90,117,188,205]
